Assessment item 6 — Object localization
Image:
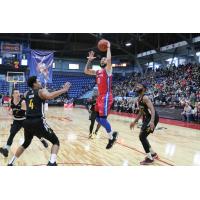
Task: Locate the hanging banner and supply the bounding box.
[30,50,53,84]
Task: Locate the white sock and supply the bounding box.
[147,153,153,160]
[9,156,17,165]
[4,145,10,151]
[108,132,113,140]
[49,154,57,163]
[149,148,155,155]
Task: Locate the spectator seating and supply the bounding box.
[0,72,96,99]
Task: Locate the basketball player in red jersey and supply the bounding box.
[84,41,118,149]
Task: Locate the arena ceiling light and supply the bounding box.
[146,62,154,68]
[0,57,2,64]
[21,59,28,66]
[196,51,200,56]
[125,42,132,47]
[52,62,55,68]
[166,57,178,62]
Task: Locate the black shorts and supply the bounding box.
[89,111,97,121]
[10,120,24,134]
[22,118,59,148]
[6,119,25,146]
[141,114,159,133]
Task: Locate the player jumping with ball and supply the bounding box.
[84,40,118,149]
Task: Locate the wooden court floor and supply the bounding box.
[0,106,200,166]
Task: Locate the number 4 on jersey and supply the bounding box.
[29,99,34,109]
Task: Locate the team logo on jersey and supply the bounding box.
[29,95,34,98]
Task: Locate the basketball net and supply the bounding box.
[13,80,17,89]
[44,79,47,89]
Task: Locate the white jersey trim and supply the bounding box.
[13,117,26,121]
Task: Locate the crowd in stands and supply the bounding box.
[112,63,200,123]
[113,97,139,114]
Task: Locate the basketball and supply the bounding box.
[97,39,109,52]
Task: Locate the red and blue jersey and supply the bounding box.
[96,69,112,95]
[95,68,113,116]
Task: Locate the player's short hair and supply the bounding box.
[27,76,37,88]
[138,82,148,89]
[12,88,19,95]
[141,83,147,89]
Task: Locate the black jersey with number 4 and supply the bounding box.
[26,89,45,118]
[11,99,25,119]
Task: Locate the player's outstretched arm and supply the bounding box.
[39,82,71,100]
[106,41,112,71]
[84,51,96,75]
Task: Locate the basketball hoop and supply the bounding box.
[6,72,25,95]
[6,72,25,83]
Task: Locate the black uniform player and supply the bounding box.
[130,83,159,165]
[87,94,101,139]
[0,89,48,158]
[8,76,71,166]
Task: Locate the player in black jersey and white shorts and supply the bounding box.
[0,89,48,158]
[8,76,71,166]
[130,83,159,165]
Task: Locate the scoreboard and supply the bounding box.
[1,42,22,53]
[0,41,29,68]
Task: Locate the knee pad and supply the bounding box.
[52,135,60,146]
[55,139,60,146]
[22,139,32,149]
